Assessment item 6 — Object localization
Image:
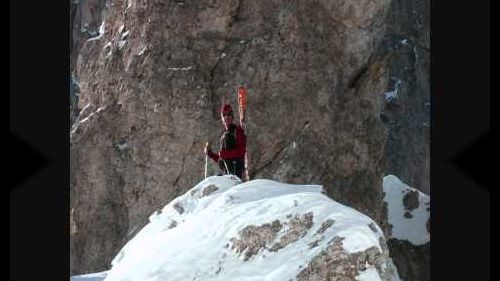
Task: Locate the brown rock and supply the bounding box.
[297,236,396,281]
[230,219,283,261]
[403,190,419,211]
[269,212,314,252]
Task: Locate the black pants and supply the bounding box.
[219,158,244,180]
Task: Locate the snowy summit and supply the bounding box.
[72,176,400,281]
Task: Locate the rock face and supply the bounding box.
[70,0,107,72]
[70,0,107,127]
[70,0,431,279]
[379,0,430,194]
[70,76,81,126]
[387,239,430,281]
[377,0,431,275]
[70,0,396,275]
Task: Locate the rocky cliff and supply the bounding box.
[70,0,429,279]
[379,0,430,194]
[378,1,431,277]
[70,0,107,126]
[71,0,107,72]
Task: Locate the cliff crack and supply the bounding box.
[228,0,243,28]
[208,0,245,115]
[250,141,288,177]
[172,154,186,187]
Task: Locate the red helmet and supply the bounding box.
[220,104,233,115]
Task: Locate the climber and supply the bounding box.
[204,103,246,181]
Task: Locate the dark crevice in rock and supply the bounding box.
[348,64,369,89]
[172,154,186,187]
[208,0,244,116]
[387,239,430,281]
[250,141,288,177]
[228,0,243,28]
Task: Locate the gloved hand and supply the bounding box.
[204,142,212,155]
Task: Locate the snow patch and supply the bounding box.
[118,40,127,50]
[413,46,419,61]
[70,270,108,281]
[99,21,106,36]
[116,142,128,150]
[96,106,106,113]
[356,267,382,281]
[138,45,148,56]
[384,80,402,103]
[79,103,91,116]
[167,66,193,71]
[383,175,430,245]
[121,30,130,40]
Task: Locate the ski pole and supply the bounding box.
[204,142,209,179]
[223,159,230,175]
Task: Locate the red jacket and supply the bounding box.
[208,124,246,162]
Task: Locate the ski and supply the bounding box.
[237,86,249,182]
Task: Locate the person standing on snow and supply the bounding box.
[204,104,246,180]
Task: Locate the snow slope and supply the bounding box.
[72,175,401,281]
